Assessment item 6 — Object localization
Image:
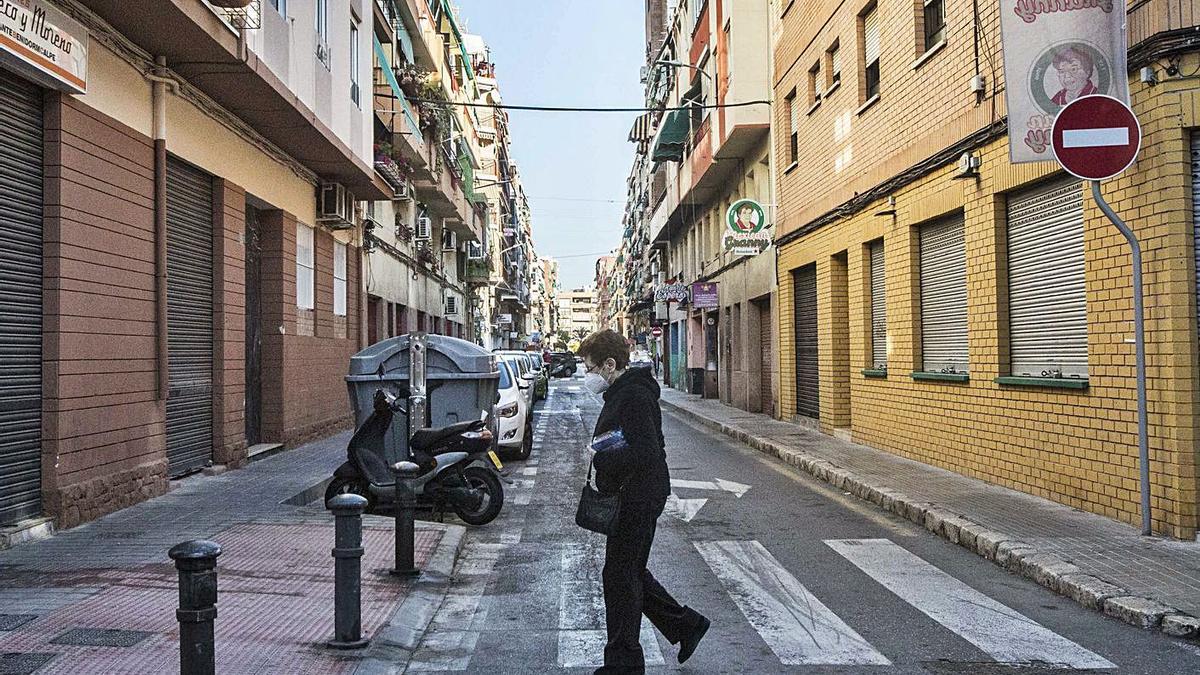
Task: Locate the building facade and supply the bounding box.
[557,287,598,340]
[774,0,1200,537]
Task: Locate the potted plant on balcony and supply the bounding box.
[374,141,414,191]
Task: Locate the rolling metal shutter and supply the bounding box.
[869,240,887,369]
[166,157,214,476]
[1194,135,1200,353]
[0,71,43,526]
[793,265,819,419]
[919,215,968,373]
[1007,177,1087,378]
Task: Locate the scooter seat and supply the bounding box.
[410,420,485,451]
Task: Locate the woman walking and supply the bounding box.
[578,329,710,674]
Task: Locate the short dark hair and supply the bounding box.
[578,329,630,369]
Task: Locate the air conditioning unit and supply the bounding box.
[393,181,412,201]
[318,183,355,229]
[414,215,432,240]
[445,293,460,316]
[442,229,457,252]
[639,65,649,83]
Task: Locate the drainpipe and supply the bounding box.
[152,56,170,401]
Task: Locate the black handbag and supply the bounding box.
[575,459,620,535]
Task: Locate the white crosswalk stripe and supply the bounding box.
[408,542,506,672]
[695,540,892,666]
[826,539,1117,670]
[557,541,665,668]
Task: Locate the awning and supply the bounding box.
[652,109,689,163]
[437,0,475,81]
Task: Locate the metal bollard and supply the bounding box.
[391,461,421,577]
[168,540,221,675]
[327,493,370,649]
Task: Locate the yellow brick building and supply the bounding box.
[773,0,1200,537]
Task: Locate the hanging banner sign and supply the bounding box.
[691,282,719,310]
[497,313,513,326]
[999,0,1128,164]
[0,0,88,94]
[722,199,772,256]
[654,283,690,303]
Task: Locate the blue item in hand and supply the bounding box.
[590,429,628,454]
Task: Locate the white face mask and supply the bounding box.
[584,372,610,394]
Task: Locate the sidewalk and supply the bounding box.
[0,433,463,674]
[660,388,1200,640]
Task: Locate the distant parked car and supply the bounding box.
[547,352,577,378]
[630,349,653,368]
[495,350,546,403]
[494,360,533,460]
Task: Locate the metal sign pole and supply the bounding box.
[1091,180,1151,536]
[408,333,428,450]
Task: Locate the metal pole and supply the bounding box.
[1091,180,1151,535]
[409,332,428,451]
[168,540,222,675]
[327,493,370,649]
[391,461,421,576]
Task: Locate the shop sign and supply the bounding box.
[497,313,513,326]
[999,0,1128,164]
[0,0,88,94]
[691,282,719,310]
[654,283,690,303]
[722,199,771,256]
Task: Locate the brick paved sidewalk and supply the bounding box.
[0,433,458,674]
[661,389,1200,640]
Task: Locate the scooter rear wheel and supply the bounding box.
[325,476,376,512]
[453,466,504,526]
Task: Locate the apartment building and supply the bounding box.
[557,287,599,338]
[0,0,384,534]
[635,0,777,413]
[774,0,1200,537]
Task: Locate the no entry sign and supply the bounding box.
[1051,95,1141,181]
[651,326,663,338]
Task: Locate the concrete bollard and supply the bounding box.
[168,540,222,675]
[391,461,421,577]
[327,493,370,649]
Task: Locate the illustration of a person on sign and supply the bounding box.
[1050,46,1098,106]
[732,203,758,233]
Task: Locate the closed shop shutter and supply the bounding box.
[0,71,43,526]
[1007,176,1087,378]
[869,240,887,369]
[166,157,214,476]
[919,215,968,373]
[759,299,774,415]
[793,265,819,419]
[1194,135,1200,351]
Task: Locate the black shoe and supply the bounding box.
[677,615,710,664]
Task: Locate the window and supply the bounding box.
[316,0,328,39]
[692,0,707,29]
[270,0,286,16]
[918,215,967,374]
[333,241,348,317]
[923,0,945,53]
[827,42,842,90]
[808,60,822,106]
[1007,178,1087,378]
[869,240,887,369]
[861,4,881,101]
[350,22,360,107]
[784,89,798,164]
[296,224,315,310]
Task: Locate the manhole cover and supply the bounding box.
[50,628,154,647]
[0,652,58,675]
[0,616,36,632]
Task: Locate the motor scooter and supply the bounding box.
[325,388,505,526]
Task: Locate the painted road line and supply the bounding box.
[1062,127,1129,148]
[521,466,538,476]
[825,539,1116,669]
[557,541,665,668]
[670,478,751,497]
[695,540,890,666]
[664,494,707,523]
[408,542,505,671]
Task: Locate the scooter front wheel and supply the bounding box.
[453,466,504,526]
[325,476,376,512]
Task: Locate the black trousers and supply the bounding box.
[600,497,700,672]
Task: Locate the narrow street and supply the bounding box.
[400,374,1200,674]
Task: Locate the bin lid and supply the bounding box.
[347,334,499,380]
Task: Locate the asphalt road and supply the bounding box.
[403,371,1200,674]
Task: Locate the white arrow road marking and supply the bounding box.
[670,478,751,497]
[1062,127,1129,148]
[695,540,891,666]
[557,542,665,668]
[664,494,708,523]
[826,539,1116,669]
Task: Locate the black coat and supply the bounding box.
[591,366,671,503]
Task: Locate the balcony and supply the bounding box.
[374,36,431,174]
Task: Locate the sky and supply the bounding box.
[455,0,644,290]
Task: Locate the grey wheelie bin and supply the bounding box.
[346,334,500,464]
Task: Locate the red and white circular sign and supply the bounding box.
[650,326,663,338]
[1051,95,1141,181]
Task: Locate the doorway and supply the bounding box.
[244,204,263,447]
[792,265,819,420]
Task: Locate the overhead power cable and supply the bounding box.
[407,98,771,113]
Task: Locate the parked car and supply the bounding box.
[547,351,577,378]
[523,352,549,401]
[494,360,533,460]
[630,349,653,368]
[495,351,544,403]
